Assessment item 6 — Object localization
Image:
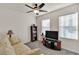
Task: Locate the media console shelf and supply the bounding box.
[42,31,61,50]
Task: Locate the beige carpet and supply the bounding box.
[26,41,78,55]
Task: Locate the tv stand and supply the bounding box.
[42,38,61,50]
[42,31,61,50]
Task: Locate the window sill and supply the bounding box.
[59,37,78,40]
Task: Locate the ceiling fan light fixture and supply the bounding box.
[33,10,39,14]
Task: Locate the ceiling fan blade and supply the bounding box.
[25,4,34,9]
[39,10,47,12]
[39,3,45,9]
[26,10,33,13]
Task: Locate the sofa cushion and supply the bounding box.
[13,42,31,54]
[0,34,16,55]
[9,35,21,45]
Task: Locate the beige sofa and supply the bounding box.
[9,35,41,55]
[0,34,41,55]
[0,34,16,55]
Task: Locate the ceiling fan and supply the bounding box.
[25,3,47,15]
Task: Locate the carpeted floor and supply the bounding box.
[26,41,78,55]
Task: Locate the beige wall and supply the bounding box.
[0,4,36,43]
[36,4,79,53]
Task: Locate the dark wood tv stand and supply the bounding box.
[42,38,61,50]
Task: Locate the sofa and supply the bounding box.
[0,33,16,55]
[9,35,41,55]
[0,33,41,55]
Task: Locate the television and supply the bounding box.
[45,31,58,40]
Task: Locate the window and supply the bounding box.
[42,19,50,35]
[59,13,78,40]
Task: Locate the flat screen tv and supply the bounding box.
[45,31,58,40]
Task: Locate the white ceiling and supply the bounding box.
[26,3,73,16]
[0,3,73,16]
